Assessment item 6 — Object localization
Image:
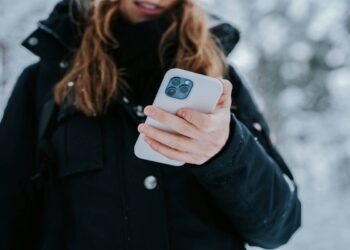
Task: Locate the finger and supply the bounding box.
[216,78,233,109]
[176,108,217,133]
[143,105,201,139]
[138,124,200,154]
[143,136,206,165]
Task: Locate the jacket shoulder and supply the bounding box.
[0,62,40,170]
[9,62,40,100]
[208,14,240,56]
[1,62,40,122]
[17,62,39,86]
[227,65,261,117]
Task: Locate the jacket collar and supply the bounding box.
[21,0,240,60]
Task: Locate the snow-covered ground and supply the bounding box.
[1,0,350,249]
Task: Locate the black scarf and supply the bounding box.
[110,15,176,106]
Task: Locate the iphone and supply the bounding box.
[134,68,223,166]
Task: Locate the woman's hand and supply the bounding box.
[137,79,233,165]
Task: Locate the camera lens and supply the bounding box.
[171,77,181,86]
[166,87,177,96]
[179,84,189,94]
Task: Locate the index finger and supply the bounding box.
[143,105,201,139]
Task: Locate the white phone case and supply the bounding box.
[134,68,223,166]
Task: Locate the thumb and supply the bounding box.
[216,78,233,109]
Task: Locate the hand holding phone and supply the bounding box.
[134,68,232,166]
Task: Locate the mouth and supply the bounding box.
[134,1,163,15]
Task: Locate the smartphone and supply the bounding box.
[134,68,223,166]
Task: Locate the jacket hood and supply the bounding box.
[21,0,240,61]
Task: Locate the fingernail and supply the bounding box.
[178,110,185,117]
[138,124,146,133]
[144,106,155,116]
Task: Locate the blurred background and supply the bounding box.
[1,0,349,249]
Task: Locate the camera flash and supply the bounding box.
[185,80,190,85]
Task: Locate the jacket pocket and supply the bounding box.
[50,111,104,178]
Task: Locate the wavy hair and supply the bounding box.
[54,0,228,116]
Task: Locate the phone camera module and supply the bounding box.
[165,87,177,97]
[171,77,181,86]
[179,84,189,94]
[165,76,193,99]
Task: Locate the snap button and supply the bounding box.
[67,81,74,87]
[136,111,145,117]
[144,175,157,190]
[59,60,68,69]
[28,37,39,46]
[134,105,145,117]
[122,96,130,104]
[252,122,262,132]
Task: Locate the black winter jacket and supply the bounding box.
[0,1,301,249]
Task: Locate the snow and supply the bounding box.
[1,0,350,249]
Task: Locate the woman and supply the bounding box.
[0,0,301,249]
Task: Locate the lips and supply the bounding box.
[134,1,163,15]
[136,2,159,10]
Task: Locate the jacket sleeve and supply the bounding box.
[184,65,301,249]
[0,63,41,250]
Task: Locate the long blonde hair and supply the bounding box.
[54,0,228,116]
